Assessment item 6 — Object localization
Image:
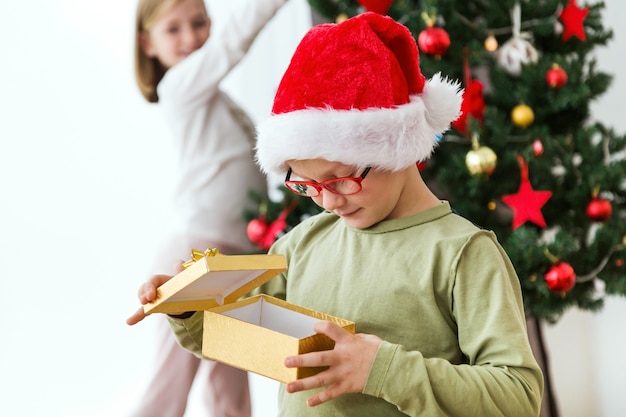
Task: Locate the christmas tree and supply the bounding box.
[245,0,626,327]
[244,187,324,252]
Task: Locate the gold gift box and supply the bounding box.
[143,251,355,383]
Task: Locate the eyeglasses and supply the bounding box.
[284,167,371,197]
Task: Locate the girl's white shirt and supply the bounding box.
[157,0,287,252]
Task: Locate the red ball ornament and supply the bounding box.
[246,218,269,246]
[248,200,299,250]
[586,197,612,222]
[418,26,450,57]
[544,262,576,293]
[546,64,568,88]
[532,139,544,157]
[356,0,393,15]
[259,216,288,250]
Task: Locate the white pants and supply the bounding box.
[129,234,252,417]
[129,318,251,417]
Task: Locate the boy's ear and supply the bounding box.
[138,31,156,57]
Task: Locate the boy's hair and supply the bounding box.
[256,12,462,176]
[133,0,208,103]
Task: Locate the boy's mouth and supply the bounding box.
[335,207,360,218]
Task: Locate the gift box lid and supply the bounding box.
[143,249,287,315]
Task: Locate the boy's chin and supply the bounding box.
[341,216,376,229]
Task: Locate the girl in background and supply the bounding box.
[130,0,288,415]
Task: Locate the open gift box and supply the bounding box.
[143,249,355,383]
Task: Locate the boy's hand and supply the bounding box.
[125,273,174,326]
[284,320,382,407]
[127,261,185,326]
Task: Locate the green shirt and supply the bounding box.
[169,201,543,416]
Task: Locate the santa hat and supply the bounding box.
[256,12,462,175]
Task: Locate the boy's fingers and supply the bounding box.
[313,320,349,342]
[138,274,174,303]
[126,306,147,326]
[174,260,185,273]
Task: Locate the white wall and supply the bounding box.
[545,1,626,415]
[0,1,307,416]
[0,1,623,416]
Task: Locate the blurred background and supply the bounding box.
[0,0,623,416]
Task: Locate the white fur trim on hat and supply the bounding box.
[256,73,462,175]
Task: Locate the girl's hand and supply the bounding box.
[125,273,174,326]
[284,320,382,407]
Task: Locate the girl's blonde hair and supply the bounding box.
[134,0,208,103]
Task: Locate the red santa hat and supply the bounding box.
[256,12,462,175]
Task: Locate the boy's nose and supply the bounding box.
[319,189,346,211]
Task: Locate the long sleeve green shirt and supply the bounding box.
[169,201,543,416]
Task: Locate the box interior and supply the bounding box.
[166,269,270,305]
[221,297,320,339]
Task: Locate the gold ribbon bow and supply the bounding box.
[182,248,221,269]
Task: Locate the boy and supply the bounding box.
[128,12,543,417]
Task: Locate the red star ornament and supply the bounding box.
[559,0,589,41]
[501,155,552,230]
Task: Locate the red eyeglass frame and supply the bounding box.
[284,167,372,197]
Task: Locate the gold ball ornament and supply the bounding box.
[484,34,498,52]
[511,104,534,128]
[465,145,498,175]
[335,13,349,23]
